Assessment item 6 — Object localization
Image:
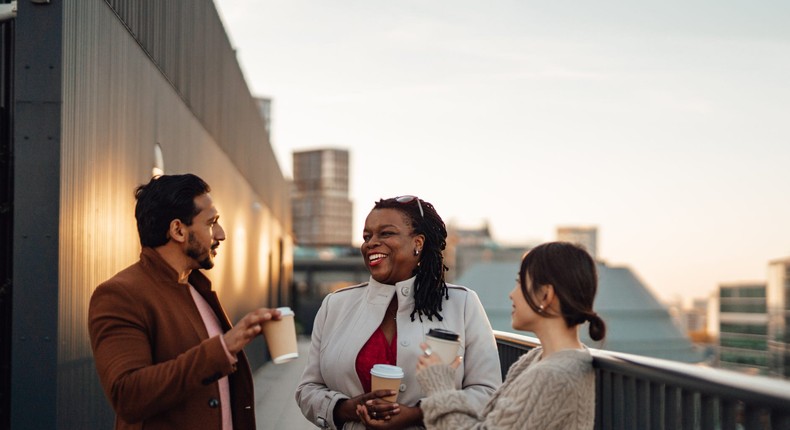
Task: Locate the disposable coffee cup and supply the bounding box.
[425,328,461,365]
[370,364,404,402]
[261,307,298,364]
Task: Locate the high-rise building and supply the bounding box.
[291,148,353,246]
[669,297,711,344]
[767,257,790,379]
[556,226,598,260]
[718,282,769,375]
[445,222,532,282]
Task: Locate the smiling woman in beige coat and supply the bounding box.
[296,196,501,430]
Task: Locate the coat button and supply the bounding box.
[400,339,410,347]
[401,286,410,296]
[208,398,220,408]
[399,384,406,392]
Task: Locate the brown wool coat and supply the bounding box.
[89,247,256,430]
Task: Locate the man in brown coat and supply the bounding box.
[89,174,279,430]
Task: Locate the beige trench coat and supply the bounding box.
[296,276,502,429]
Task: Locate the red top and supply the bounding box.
[355,327,398,393]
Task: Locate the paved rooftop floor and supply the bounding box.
[254,336,317,429]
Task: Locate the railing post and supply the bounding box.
[624,376,636,429]
[721,399,738,430]
[700,395,717,430]
[651,382,664,430]
[666,387,681,429]
[613,373,624,430]
[681,390,697,429]
[595,368,603,430]
[636,379,650,429]
[601,369,613,430]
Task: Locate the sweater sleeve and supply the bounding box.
[458,290,502,409]
[419,354,589,430]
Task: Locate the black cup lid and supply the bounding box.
[426,328,459,341]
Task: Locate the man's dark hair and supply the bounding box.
[373,196,449,322]
[134,174,211,248]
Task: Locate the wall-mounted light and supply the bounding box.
[0,2,17,22]
[152,143,164,177]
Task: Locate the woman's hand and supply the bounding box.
[334,390,399,425]
[416,342,462,372]
[357,403,423,429]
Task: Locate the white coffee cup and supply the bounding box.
[425,328,460,365]
[261,307,299,364]
[370,364,404,402]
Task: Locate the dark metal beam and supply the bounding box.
[10,1,62,428]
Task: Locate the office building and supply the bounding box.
[669,297,712,345]
[291,148,353,246]
[557,226,599,260]
[767,258,790,379]
[446,222,532,282]
[718,282,769,375]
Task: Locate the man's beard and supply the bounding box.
[187,232,214,270]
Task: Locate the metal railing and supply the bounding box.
[494,330,790,430]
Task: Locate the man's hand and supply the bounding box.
[223,308,282,355]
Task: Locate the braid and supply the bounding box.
[373,197,449,321]
[411,200,449,321]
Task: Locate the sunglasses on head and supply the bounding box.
[395,195,424,218]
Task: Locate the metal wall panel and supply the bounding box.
[10,0,293,427]
[102,0,291,229]
[0,14,13,430]
[59,2,145,427]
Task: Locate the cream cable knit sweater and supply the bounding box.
[418,347,595,430]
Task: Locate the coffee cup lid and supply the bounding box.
[426,328,459,341]
[276,307,294,317]
[370,364,404,379]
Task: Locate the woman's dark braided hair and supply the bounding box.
[373,197,449,322]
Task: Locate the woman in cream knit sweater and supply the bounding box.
[413,242,606,430]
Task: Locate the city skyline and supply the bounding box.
[213,0,790,304]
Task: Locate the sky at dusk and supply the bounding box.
[213,0,790,304]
